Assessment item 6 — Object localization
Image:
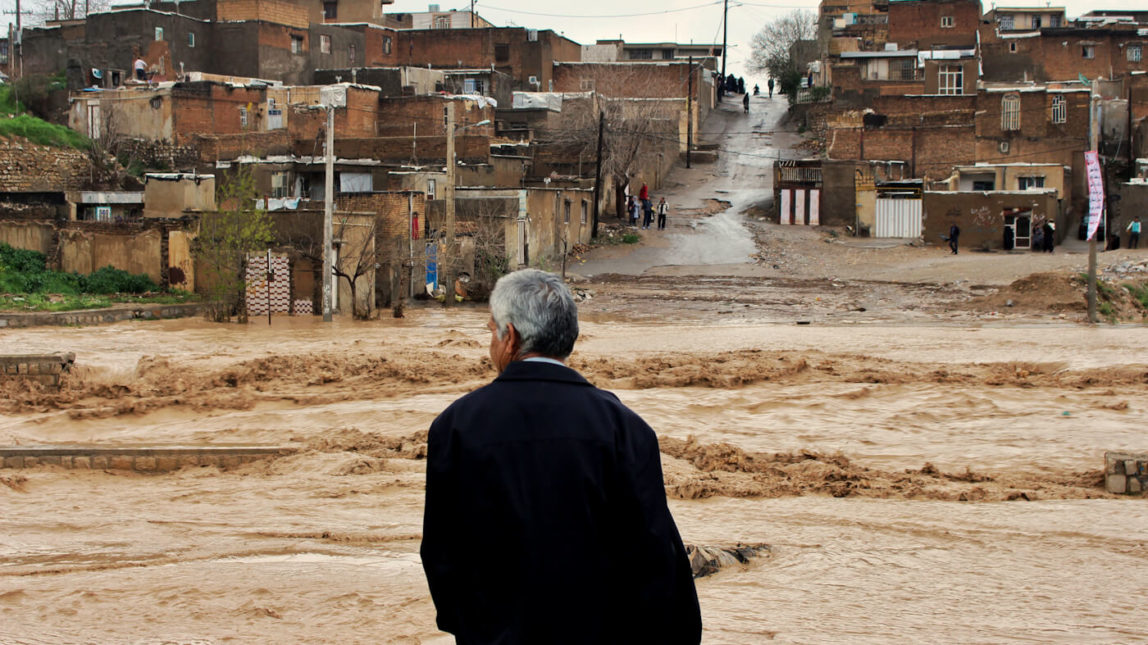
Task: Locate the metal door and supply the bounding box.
[874,198,922,238]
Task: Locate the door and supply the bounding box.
[874,197,922,238]
[1006,212,1032,249]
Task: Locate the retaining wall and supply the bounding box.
[0,353,75,386]
[0,302,202,328]
[0,445,297,473]
[1105,451,1148,495]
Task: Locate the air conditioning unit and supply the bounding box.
[527,29,538,42]
[999,140,1010,154]
[528,75,539,87]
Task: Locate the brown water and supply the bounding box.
[3,312,1148,642]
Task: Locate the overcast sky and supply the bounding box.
[4,0,1147,85]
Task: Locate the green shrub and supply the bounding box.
[82,266,158,294]
[0,243,47,273]
[622,233,640,244]
[1124,283,1148,309]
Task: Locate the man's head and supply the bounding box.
[487,269,579,372]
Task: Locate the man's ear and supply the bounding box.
[504,322,521,355]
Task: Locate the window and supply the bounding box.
[972,180,995,191]
[580,79,595,91]
[1049,15,1061,27]
[494,44,509,62]
[188,32,195,48]
[434,15,451,29]
[383,36,392,55]
[999,15,1014,30]
[291,35,304,54]
[941,16,954,28]
[323,1,337,19]
[271,172,289,198]
[581,200,588,225]
[661,49,675,60]
[895,58,915,81]
[1001,94,1021,131]
[155,27,164,41]
[564,200,571,224]
[426,179,436,200]
[239,106,249,129]
[938,64,963,95]
[1018,176,1045,190]
[1030,16,1041,29]
[1009,41,1018,53]
[348,43,356,63]
[320,34,332,54]
[1082,45,1095,59]
[1129,45,1142,63]
[630,49,653,59]
[1050,94,1066,124]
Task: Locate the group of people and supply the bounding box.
[1030,221,1056,253]
[627,183,668,230]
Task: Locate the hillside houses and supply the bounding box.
[1,0,721,316]
[799,0,1147,251]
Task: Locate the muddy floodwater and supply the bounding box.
[3,310,1148,644]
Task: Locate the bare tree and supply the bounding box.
[747,10,817,81]
[297,215,382,320]
[28,0,110,23]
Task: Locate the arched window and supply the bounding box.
[1001,94,1021,131]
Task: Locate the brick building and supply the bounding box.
[886,0,981,50]
[394,27,581,90]
[980,26,1148,83]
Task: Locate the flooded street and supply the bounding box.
[4,96,1148,643]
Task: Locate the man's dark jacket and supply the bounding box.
[421,360,701,644]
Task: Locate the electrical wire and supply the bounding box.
[476,1,724,20]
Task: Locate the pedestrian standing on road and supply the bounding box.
[768,78,774,98]
[657,197,668,230]
[642,198,654,229]
[630,196,641,227]
[421,269,703,645]
[1127,216,1141,249]
[743,93,749,114]
[1043,221,1055,253]
[639,183,649,202]
[949,224,960,255]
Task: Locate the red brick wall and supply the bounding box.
[887,0,981,50]
[983,30,1148,82]
[375,96,496,137]
[552,62,698,100]
[289,87,381,143]
[362,27,400,67]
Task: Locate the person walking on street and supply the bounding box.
[949,224,960,255]
[768,78,774,98]
[657,197,668,230]
[743,92,749,114]
[1043,221,1055,253]
[1128,216,1141,249]
[642,198,654,229]
[421,269,702,645]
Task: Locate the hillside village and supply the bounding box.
[0,0,1145,320]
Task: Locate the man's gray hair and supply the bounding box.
[489,269,579,359]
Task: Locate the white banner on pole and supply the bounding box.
[1085,150,1104,241]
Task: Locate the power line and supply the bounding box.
[477,1,723,20]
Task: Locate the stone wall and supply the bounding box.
[0,139,91,193]
[0,445,296,472]
[0,353,74,386]
[1105,451,1148,495]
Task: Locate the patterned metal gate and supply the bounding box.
[874,198,922,238]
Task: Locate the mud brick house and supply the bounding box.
[381,7,492,30]
[394,26,581,91]
[886,0,981,51]
[922,189,1059,250]
[974,84,1091,216]
[313,66,445,96]
[980,24,1148,83]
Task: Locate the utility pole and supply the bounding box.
[721,0,728,88]
[1086,91,1101,324]
[443,101,456,308]
[470,0,475,27]
[687,55,693,169]
[322,104,335,322]
[592,110,604,238]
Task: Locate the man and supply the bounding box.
[743,92,749,114]
[422,269,701,645]
[1128,216,1141,250]
[949,223,960,255]
[657,197,669,230]
[768,77,774,98]
[133,56,148,82]
[642,197,654,229]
